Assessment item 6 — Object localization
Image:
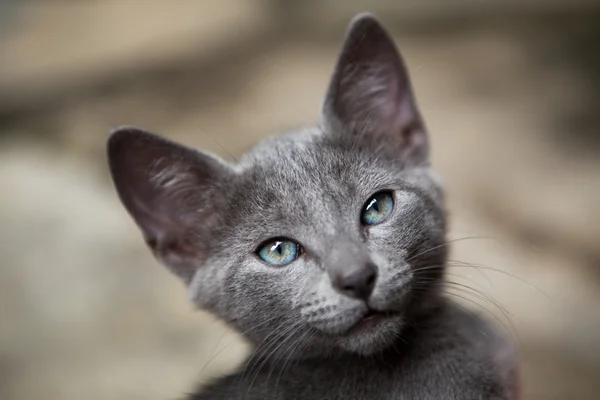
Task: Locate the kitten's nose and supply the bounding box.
[331,262,377,300]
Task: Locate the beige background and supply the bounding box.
[1,1,599,399]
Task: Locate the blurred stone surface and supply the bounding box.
[1,1,599,400]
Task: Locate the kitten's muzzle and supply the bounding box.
[344,308,399,336]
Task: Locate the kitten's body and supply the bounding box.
[107,14,518,400]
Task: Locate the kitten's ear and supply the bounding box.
[107,127,232,282]
[323,13,428,165]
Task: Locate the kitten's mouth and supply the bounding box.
[345,309,396,336]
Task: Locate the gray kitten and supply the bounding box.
[107,13,519,400]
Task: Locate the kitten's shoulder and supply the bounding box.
[442,301,517,372]
[186,371,288,400]
[410,300,518,399]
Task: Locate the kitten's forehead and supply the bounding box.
[236,128,347,219]
[239,126,394,188]
[227,129,352,237]
[226,128,400,239]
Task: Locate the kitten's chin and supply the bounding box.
[335,313,405,356]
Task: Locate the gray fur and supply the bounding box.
[107,13,518,400]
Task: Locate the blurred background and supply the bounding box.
[1,1,599,399]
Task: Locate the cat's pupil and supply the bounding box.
[272,242,283,255]
[367,198,379,213]
[372,200,380,213]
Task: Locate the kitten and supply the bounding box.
[107,13,519,400]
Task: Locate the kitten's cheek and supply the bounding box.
[369,273,412,311]
[369,286,410,311]
[366,255,411,309]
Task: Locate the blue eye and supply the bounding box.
[257,239,300,266]
[361,191,394,225]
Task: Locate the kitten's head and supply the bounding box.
[108,14,446,357]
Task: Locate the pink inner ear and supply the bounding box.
[164,236,203,258]
[132,192,200,258]
[129,194,180,240]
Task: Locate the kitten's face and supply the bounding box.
[191,131,445,355]
[108,14,447,356]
